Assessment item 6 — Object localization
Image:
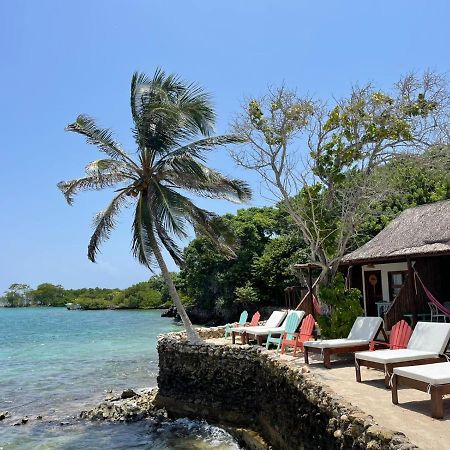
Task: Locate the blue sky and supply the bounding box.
[1,0,449,292]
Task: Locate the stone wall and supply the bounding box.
[157,329,418,450]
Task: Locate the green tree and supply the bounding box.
[232,72,450,284]
[317,273,363,338]
[58,69,250,342]
[3,284,31,307]
[30,283,66,306]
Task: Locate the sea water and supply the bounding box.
[0,308,241,449]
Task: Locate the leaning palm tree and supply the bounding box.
[58,69,251,343]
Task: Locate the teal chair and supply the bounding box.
[224,311,248,338]
[266,312,301,351]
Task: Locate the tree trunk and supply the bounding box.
[147,231,202,344]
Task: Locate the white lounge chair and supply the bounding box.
[354,322,450,387]
[244,310,305,346]
[391,362,450,418]
[303,317,384,369]
[230,310,286,344]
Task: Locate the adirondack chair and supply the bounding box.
[281,314,315,356]
[224,311,248,338]
[266,312,301,351]
[369,320,412,351]
[247,311,261,327]
[229,311,261,343]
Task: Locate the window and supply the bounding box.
[388,271,407,301]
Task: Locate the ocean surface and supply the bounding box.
[0,308,241,449]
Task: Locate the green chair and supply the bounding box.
[266,312,301,351]
[225,310,248,338]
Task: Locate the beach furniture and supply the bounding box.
[224,310,248,338]
[281,314,315,356]
[303,317,384,369]
[244,310,304,346]
[266,311,302,351]
[230,311,260,344]
[231,310,286,344]
[369,319,412,351]
[355,322,450,388]
[391,362,450,418]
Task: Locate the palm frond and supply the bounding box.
[57,173,127,205]
[176,82,215,137]
[162,161,252,203]
[155,221,184,267]
[149,183,188,239]
[157,134,246,164]
[85,159,136,178]
[184,201,237,258]
[88,192,128,262]
[66,115,139,169]
[131,194,156,269]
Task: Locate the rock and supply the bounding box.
[121,389,137,399]
[36,415,43,420]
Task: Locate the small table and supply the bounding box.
[375,302,391,317]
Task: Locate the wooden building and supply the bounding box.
[341,200,450,329]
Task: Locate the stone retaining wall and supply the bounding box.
[157,329,418,450]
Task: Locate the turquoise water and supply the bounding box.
[0,308,241,449]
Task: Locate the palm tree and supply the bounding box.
[58,69,251,343]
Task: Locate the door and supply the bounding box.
[364,270,383,316]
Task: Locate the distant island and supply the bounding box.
[0,275,187,310]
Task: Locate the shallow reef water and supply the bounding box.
[0,308,241,450]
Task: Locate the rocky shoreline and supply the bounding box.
[80,388,164,423]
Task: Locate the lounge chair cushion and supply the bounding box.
[407,322,450,354]
[347,317,383,341]
[304,339,369,349]
[248,326,284,336]
[355,348,439,364]
[245,311,305,337]
[393,362,450,385]
[265,310,288,328]
[231,310,286,333]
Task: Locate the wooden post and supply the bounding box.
[308,265,314,315]
[407,257,417,326]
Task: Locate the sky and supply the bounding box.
[1,0,450,292]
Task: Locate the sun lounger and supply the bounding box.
[230,310,286,344]
[303,317,384,369]
[244,310,304,346]
[391,362,450,418]
[355,322,450,388]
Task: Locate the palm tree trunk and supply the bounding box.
[147,231,202,344]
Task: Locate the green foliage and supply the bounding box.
[353,154,450,248]
[317,273,363,339]
[2,284,31,307]
[179,206,306,309]
[235,282,259,304]
[31,283,66,306]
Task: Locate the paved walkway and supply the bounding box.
[209,338,450,450]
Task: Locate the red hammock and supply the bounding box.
[312,294,321,314]
[414,269,450,317]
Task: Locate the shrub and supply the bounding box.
[317,273,363,338]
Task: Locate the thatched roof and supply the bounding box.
[342,200,450,264]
